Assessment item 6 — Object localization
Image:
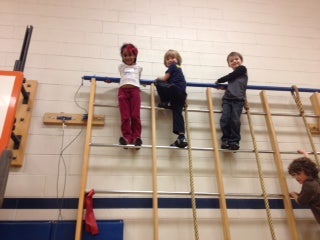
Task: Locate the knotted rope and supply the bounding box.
[244,100,277,240]
[291,85,319,167]
[184,103,200,240]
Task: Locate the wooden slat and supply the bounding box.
[260,90,299,240]
[310,92,320,134]
[43,112,105,126]
[206,88,231,240]
[150,84,159,240]
[75,79,96,240]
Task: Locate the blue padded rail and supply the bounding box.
[82,75,320,93]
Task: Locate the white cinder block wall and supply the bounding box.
[1,0,320,239]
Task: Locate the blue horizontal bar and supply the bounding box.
[2,197,305,210]
[82,75,320,93]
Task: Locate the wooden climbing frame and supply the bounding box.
[75,77,320,240]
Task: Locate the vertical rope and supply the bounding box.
[291,85,319,167]
[244,100,277,240]
[184,104,200,240]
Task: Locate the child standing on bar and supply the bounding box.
[215,51,248,150]
[155,49,188,148]
[288,149,320,224]
[117,43,143,148]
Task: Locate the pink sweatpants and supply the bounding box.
[118,87,141,144]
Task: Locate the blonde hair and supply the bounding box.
[163,49,182,66]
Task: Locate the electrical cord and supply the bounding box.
[53,80,86,240]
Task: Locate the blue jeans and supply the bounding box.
[155,80,187,134]
[220,99,244,145]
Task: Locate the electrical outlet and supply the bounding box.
[56,116,72,121]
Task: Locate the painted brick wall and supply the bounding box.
[0,0,320,239]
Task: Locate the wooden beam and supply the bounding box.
[9,80,38,167]
[75,79,96,240]
[150,84,159,240]
[310,92,320,134]
[206,88,231,240]
[260,91,300,240]
[43,112,105,126]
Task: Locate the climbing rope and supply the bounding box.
[291,85,319,167]
[244,100,277,240]
[184,103,200,240]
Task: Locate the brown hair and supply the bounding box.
[288,157,319,179]
[227,52,243,63]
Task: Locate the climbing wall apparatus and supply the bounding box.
[150,83,159,240]
[206,88,231,240]
[260,90,300,240]
[244,100,277,240]
[184,103,200,240]
[291,85,319,167]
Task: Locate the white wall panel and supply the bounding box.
[0,0,319,239]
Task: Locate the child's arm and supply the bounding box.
[216,65,247,84]
[156,73,170,82]
[289,192,299,203]
[298,149,309,158]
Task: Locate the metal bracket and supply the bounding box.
[43,112,105,126]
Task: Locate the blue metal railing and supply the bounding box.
[82,75,320,93]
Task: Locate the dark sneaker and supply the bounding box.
[170,142,176,147]
[228,144,239,151]
[134,138,143,150]
[171,137,188,148]
[158,102,171,109]
[119,137,128,149]
[221,142,229,149]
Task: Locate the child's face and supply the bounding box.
[227,55,243,70]
[165,56,178,67]
[121,49,136,65]
[291,171,309,184]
